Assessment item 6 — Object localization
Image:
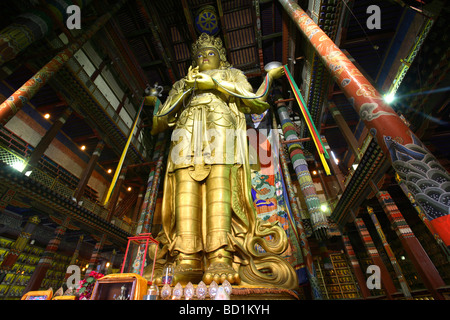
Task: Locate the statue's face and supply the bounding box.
[196,48,220,71]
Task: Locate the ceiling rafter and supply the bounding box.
[136,0,178,83]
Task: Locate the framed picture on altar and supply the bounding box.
[90,273,148,300]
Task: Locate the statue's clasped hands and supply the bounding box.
[185,66,216,90]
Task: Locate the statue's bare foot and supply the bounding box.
[203,261,240,285]
[173,263,203,285]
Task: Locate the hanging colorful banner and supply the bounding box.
[283,65,331,175]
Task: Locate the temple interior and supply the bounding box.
[0,0,449,301]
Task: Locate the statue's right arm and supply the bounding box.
[150,80,192,135]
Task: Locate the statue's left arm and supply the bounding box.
[217,66,284,114]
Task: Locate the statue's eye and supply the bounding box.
[198,54,203,58]
[208,52,215,56]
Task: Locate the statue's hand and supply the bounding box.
[185,66,199,89]
[144,95,158,107]
[190,73,216,90]
[267,66,285,80]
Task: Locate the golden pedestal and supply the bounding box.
[230,286,300,300]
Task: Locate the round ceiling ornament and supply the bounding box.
[195,5,220,35]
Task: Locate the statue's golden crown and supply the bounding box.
[192,33,227,62]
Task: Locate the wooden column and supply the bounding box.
[323,139,345,192]
[25,108,73,171]
[64,235,84,281]
[0,216,40,283]
[375,190,445,300]
[341,234,371,299]
[106,165,128,222]
[327,101,360,161]
[130,184,145,225]
[85,234,107,276]
[73,140,105,201]
[367,206,412,299]
[353,216,398,299]
[24,217,70,293]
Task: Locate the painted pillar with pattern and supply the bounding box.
[24,217,70,293]
[375,190,445,300]
[0,215,40,283]
[132,133,167,274]
[341,234,371,298]
[85,234,107,276]
[276,100,329,240]
[367,206,412,299]
[279,140,323,300]
[64,235,84,281]
[135,133,167,236]
[354,217,397,299]
[278,0,450,247]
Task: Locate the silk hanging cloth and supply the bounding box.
[283,65,331,175]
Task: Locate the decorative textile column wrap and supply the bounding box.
[278,128,323,300]
[375,190,445,300]
[24,217,70,292]
[353,217,397,299]
[0,0,127,125]
[278,0,450,247]
[276,100,329,240]
[367,206,412,299]
[341,234,371,298]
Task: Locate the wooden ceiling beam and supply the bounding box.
[181,0,198,41]
[252,0,264,73]
[216,0,232,61]
[136,0,178,83]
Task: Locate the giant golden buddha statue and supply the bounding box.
[145,33,298,290]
